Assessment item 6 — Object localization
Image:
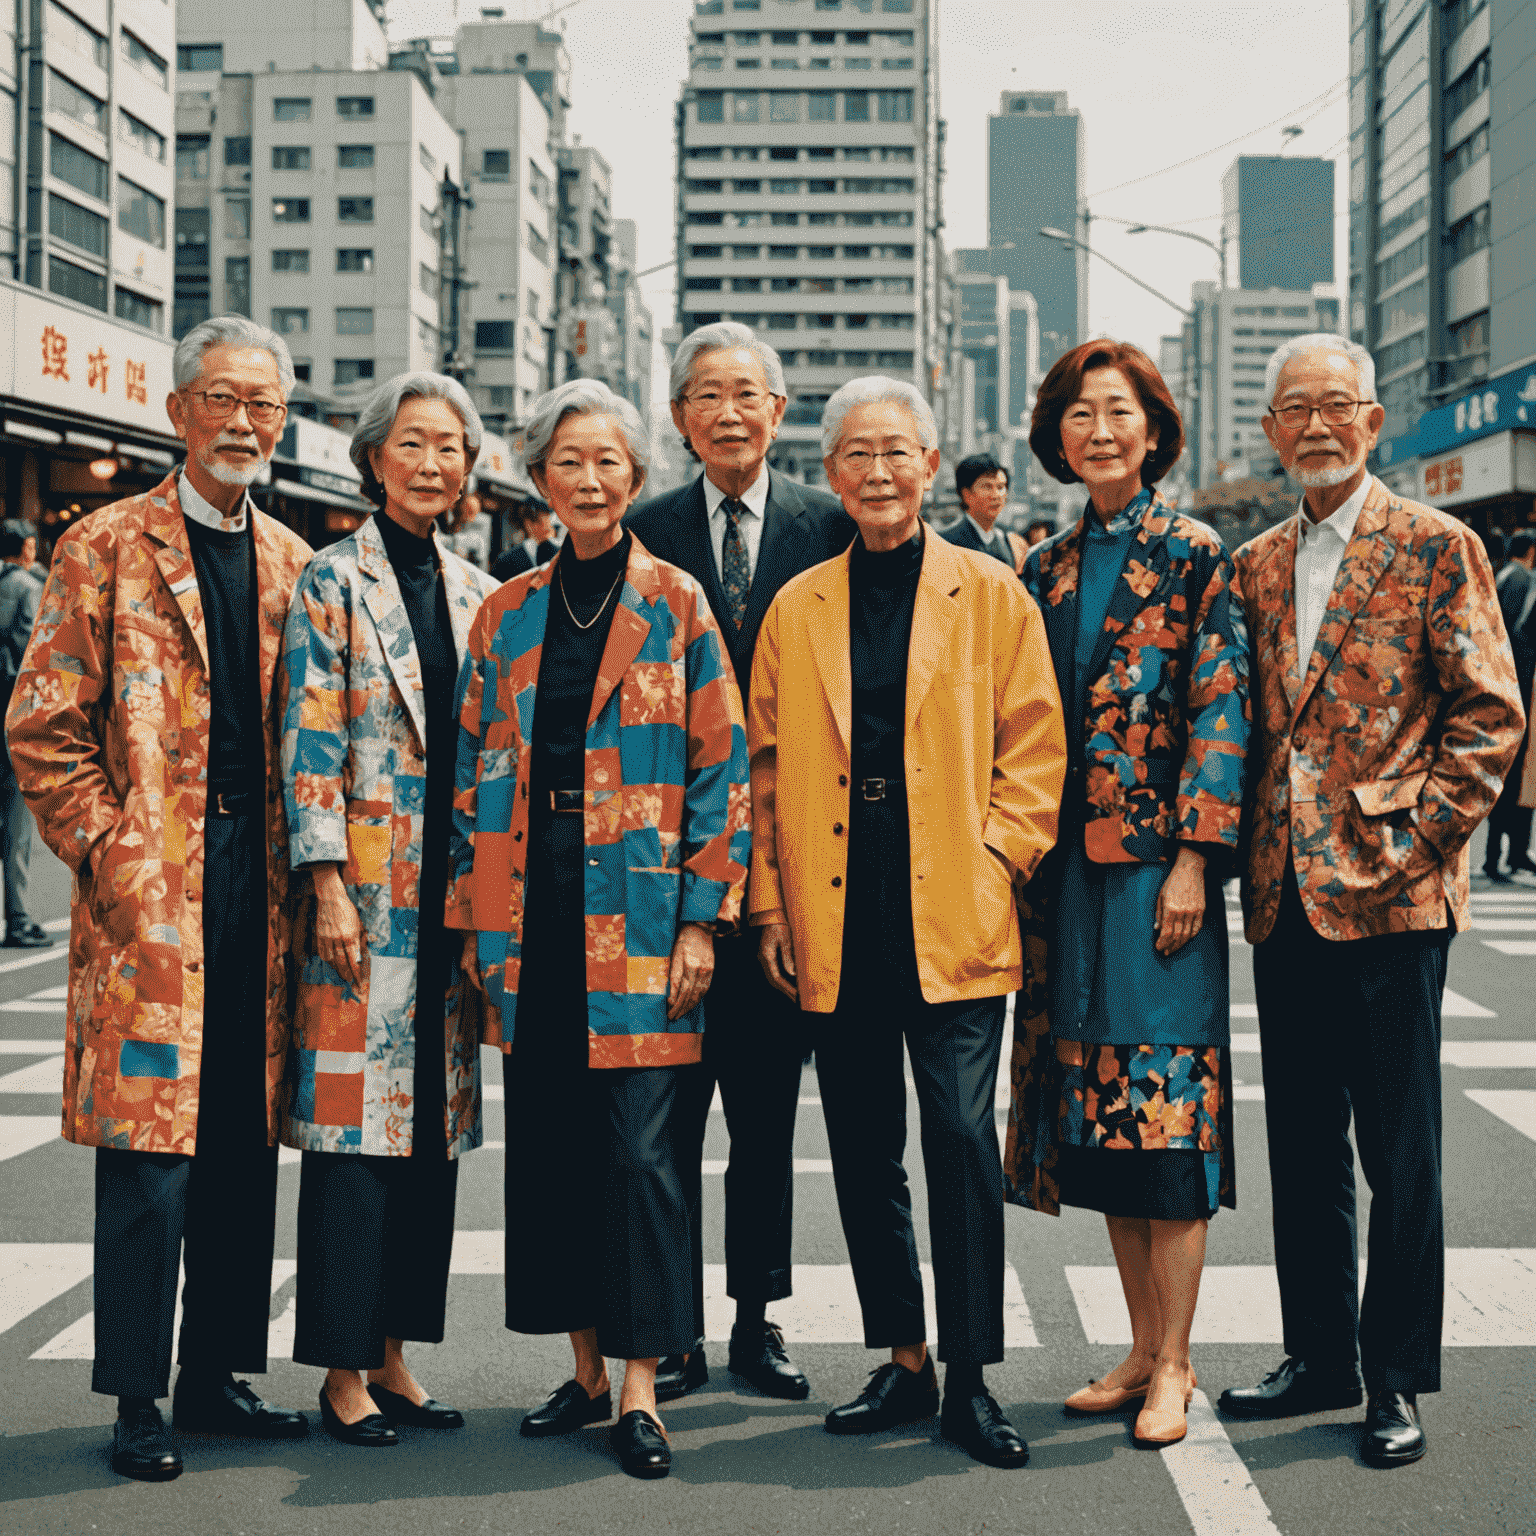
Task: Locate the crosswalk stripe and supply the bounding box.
[1444,988,1498,1018]
[704,1158,832,1174]
[0,948,67,978]
[1442,1042,1536,1069]
[1469,919,1536,931]
[1482,940,1536,955]
[1466,1090,1536,1143]
[0,1244,93,1335]
[1165,1391,1283,1536]
[0,1057,63,1094]
[0,1000,66,1013]
[0,1118,58,1163]
[0,1040,60,1054]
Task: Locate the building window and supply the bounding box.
[1443,50,1490,123]
[272,249,310,272]
[48,193,107,256]
[337,97,376,119]
[49,70,106,135]
[418,142,435,172]
[689,243,723,258]
[526,289,540,319]
[335,248,373,272]
[338,197,374,222]
[273,98,312,122]
[686,277,724,291]
[1444,122,1490,182]
[733,92,760,122]
[419,206,437,236]
[417,318,438,350]
[332,145,373,172]
[223,135,251,168]
[764,313,795,330]
[529,160,551,204]
[334,359,375,385]
[50,3,109,69]
[117,178,166,247]
[120,31,168,90]
[225,198,249,239]
[769,178,800,194]
[336,307,374,335]
[272,198,310,223]
[419,262,437,297]
[771,58,798,70]
[881,56,913,69]
[475,321,514,350]
[49,133,107,201]
[271,307,310,334]
[177,43,223,72]
[175,208,210,268]
[769,92,799,122]
[120,113,166,164]
[876,90,913,121]
[527,223,550,264]
[481,149,510,180]
[771,212,799,226]
[48,255,107,312]
[1446,203,1491,266]
[844,91,870,121]
[114,287,163,332]
[697,91,725,123]
[225,257,250,316]
[272,145,310,171]
[1375,235,1426,293]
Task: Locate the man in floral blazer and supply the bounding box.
[1218,335,1524,1469]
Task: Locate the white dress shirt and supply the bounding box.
[178,469,252,533]
[1293,473,1374,670]
[702,463,769,584]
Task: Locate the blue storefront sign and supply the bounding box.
[1377,366,1536,467]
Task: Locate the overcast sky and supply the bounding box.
[385,0,1351,397]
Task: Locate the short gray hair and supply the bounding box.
[519,378,650,481]
[1264,333,1377,406]
[821,376,939,457]
[349,371,484,507]
[173,316,296,397]
[669,320,786,403]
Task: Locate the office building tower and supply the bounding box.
[608,219,655,431]
[676,0,942,486]
[1221,155,1334,292]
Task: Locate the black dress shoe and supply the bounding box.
[1484,866,1514,883]
[367,1383,464,1428]
[1217,1357,1364,1419]
[728,1321,810,1400]
[317,1386,399,1446]
[171,1374,309,1438]
[825,1358,940,1435]
[3,922,52,948]
[520,1379,613,1437]
[1362,1391,1426,1467]
[112,1405,182,1482]
[611,1409,670,1479]
[653,1345,709,1404]
[941,1387,1029,1468]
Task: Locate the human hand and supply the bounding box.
[667,921,716,1022]
[462,930,485,994]
[758,922,799,1002]
[1153,848,1206,957]
[312,864,365,990]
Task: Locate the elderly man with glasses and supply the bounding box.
[1218,335,1524,1467]
[5,317,315,1481]
[747,377,1065,1466]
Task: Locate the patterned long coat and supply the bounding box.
[4,474,313,1154]
[447,534,750,1068]
[281,514,498,1158]
[1234,477,1525,944]
[1004,488,1249,1215]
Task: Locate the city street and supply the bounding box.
[0,834,1531,1536]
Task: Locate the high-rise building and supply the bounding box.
[608,219,655,432]
[675,0,942,487]
[1221,155,1334,292]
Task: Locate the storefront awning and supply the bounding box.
[260,478,374,513]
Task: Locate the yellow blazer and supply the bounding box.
[747,529,1066,1013]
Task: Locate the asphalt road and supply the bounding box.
[1,829,1532,1536]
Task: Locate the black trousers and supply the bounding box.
[293,1152,459,1369]
[1251,865,1450,1394]
[92,810,275,1399]
[675,929,809,1338]
[1485,726,1532,870]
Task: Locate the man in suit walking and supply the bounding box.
[627,321,854,1403]
[490,500,561,583]
[1219,334,1524,1467]
[1486,529,1536,879]
[943,453,1022,571]
[0,521,47,946]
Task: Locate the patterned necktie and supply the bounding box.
[720,498,751,630]
[991,534,1010,564]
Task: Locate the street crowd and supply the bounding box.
[3,308,1528,1486]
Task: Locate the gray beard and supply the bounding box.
[199,449,264,487]
[1288,454,1365,490]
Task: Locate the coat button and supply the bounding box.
[833,822,843,835]
[589,858,599,867]
[831,876,842,888]
[514,831,522,842]
[838,774,848,787]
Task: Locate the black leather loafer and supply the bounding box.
[3,922,52,948]
[171,1375,309,1438]
[611,1409,670,1479]
[728,1321,810,1400]
[112,1406,182,1482]
[941,1387,1030,1468]
[825,1358,940,1435]
[317,1387,399,1447]
[367,1384,464,1429]
[520,1379,613,1437]
[1217,1357,1363,1419]
[653,1345,709,1404]
[1362,1391,1426,1467]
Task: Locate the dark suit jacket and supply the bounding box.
[490,539,558,585]
[943,516,1013,567]
[626,470,856,701]
[1497,561,1536,701]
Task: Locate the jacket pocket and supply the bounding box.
[1349,771,1430,818]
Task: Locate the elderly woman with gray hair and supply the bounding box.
[280,371,500,1446]
[449,378,750,1479]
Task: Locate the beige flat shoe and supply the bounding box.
[1132,1372,1197,1448]
[1064,1376,1151,1415]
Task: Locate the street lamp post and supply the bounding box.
[1124,221,1228,292]
[1038,227,1192,319]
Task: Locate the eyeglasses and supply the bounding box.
[1268,400,1369,430]
[185,390,287,426]
[837,447,919,473]
[683,388,770,414]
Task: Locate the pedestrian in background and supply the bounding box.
[749,377,1065,1468]
[280,373,499,1447]
[944,452,1025,572]
[1220,334,1524,1468]
[451,378,750,1481]
[1005,340,1249,1451]
[5,316,313,1480]
[0,520,47,947]
[628,320,854,1406]
[491,498,561,582]
[1485,528,1536,880]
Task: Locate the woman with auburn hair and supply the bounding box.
[1003,340,1250,1449]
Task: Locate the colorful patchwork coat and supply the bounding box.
[447,534,750,1067]
[4,474,313,1154]
[1004,489,1249,1216]
[1235,476,1525,943]
[281,514,498,1157]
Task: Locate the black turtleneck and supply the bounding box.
[848,528,923,779]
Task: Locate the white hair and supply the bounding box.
[350,372,483,506]
[519,378,650,479]
[820,376,939,457]
[669,320,787,402]
[1264,332,1377,406]
[173,315,296,397]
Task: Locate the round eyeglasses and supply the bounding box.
[838,447,918,473]
[1268,400,1369,430]
[185,390,287,426]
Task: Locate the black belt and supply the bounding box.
[208,787,261,817]
[549,789,584,814]
[858,776,903,802]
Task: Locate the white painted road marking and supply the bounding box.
[0,1243,92,1336]
[0,1056,63,1094]
[1162,1390,1282,1536]
[1468,918,1536,931]
[1482,940,1536,956]
[0,1118,58,1163]
[1442,1042,1536,1069]
[0,1039,60,1053]
[1466,1089,1536,1144]
[0,948,67,977]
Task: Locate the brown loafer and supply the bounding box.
[1064,1377,1151,1416]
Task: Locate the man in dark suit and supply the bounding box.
[943,453,1019,570]
[626,321,854,1404]
[490,500,560,583]
[1487,529,1536,878]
